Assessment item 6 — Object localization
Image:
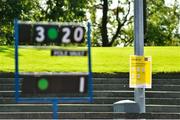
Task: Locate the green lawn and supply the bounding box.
[0,46,180,73]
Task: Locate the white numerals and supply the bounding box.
[62,27,84,43]
[74,27,84,42]
[35,26,45,42]
[79,77,85,93]
[62,28,71,43]
[34,25,85,43]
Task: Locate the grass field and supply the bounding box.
[0,46,180,73]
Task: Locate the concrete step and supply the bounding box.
[0,104,112,112]
[1,97,180,105]
[94,78,129,84]
[1,90,180,98]
[94,97,180,105]
[94,84,180,91]
[94,91,180,98]
[0,78,22,84]
[1,78,180,85]
[94,78,180,85]
[0,84,15,90]
[1,84,180,91]
[147,105,180,113]
[0,104,180,113]
[0,112,179,119]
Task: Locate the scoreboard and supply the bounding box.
[14,20,93,104]
[18,22,86,45]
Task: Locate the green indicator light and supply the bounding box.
[48,28,58,40]
[38,78,48,90]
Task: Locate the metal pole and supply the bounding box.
[14,19,20,102]
[134,0,145,113]
[87,22,93,103]
[143,0,147,41]
[52,99,58,119]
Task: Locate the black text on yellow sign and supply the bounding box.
[129,55,152,88]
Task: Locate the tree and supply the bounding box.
[145,0,180,46]
[91,0,180,47]
[41,0,88,22]
[0,0,41,45]
[0,0,89,45]
[90,0,133,47]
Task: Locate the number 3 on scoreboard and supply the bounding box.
[35,26,45,42]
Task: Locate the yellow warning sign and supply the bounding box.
[129,55,152,88]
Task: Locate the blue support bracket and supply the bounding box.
[52,99,59,119]
[14,18,20,102]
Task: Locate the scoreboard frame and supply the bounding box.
[14,19,93,104]
[18,21,86,45]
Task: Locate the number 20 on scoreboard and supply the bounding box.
[18,22,86,45]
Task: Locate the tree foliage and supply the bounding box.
[41,0,88,22]
[90,0,180,46]
[1,0,180,46]
[0,0,40,45]
[0,0,88,45]
[90,0,133,47]
[145,0,180,46]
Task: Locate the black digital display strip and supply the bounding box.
[51,49,88,56]
[21,74,88,97]
[18,23,86,45]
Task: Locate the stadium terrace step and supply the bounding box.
[94,84,180,91]
[94,91,180,98]
[1,84,180,91]
[93,78,180,85]
[1,78,180,85]
[0,90,180,98]
[1,97,180,105]
[0,75,180,119]
[0,104,113,112]
[0,112,179,119]
[0,104,180,113]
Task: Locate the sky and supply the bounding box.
[165,0,176,7]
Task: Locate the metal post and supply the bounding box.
[52,99,58,119]
[143,0,147,41]
[134,0,145,113]
[87,22,93,103]
[14,19,20,102]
